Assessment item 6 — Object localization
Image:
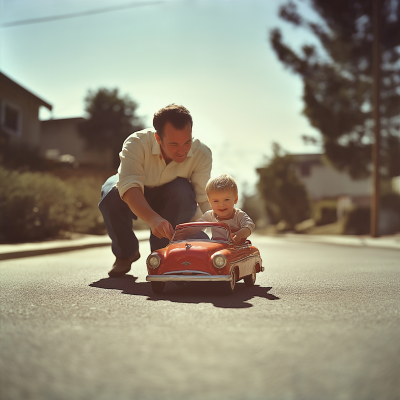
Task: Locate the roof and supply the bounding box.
[0,71,52,110]
[41,117,85,124]
[291,153,322,163]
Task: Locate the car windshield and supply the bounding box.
[171,224,230,243]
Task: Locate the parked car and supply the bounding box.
[146,221,263,294]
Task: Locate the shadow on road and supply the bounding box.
[89,276,280,308]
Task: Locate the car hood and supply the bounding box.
[159,241,227,272]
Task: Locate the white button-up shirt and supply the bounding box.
[116,129,212,205]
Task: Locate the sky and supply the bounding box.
[0,0,321,195]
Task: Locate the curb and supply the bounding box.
[0,242,112,261]
[1,231,399,262]
[0,231,149,261]
[268,233,400,251]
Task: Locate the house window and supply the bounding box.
[1,100,22,136]
[300,162,311,177]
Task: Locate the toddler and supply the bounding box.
[197,174,255,244]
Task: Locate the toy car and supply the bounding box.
[146,221,263,294]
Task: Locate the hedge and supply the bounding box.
[0,167,106,243]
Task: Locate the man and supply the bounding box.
[99,104,212,277]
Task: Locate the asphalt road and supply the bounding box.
[1,236,399,400]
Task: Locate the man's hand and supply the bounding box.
[149,215,174,240]
[123,188,174,240]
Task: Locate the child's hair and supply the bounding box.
[206,174,238,197]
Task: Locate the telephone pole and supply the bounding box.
[371,0,381,237]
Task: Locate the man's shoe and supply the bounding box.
[108,251,141,277]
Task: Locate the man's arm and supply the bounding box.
[198,200,211,213]
[190,143,212,209]
[122,187,174,240]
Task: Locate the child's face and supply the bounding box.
[207,189,238,220]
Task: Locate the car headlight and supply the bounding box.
[147,254,161,269]
[212,254,227,269]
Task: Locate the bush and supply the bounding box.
[0,167,106,243]
[61,176,106,235]
[241,193,266,227]
[381,192,400,214]
[343,193,400,235]
[257,143,311,229]
[313,199,338,226]
[344,207,370,235]
[0,144,49,171]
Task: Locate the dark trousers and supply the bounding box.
[98,174,197,258]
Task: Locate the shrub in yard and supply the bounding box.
[0,167,76,242]
[343,207,370,235]
[381,193,400,214]
[0,168,106,243]
[0,144,48,171]
[313,199,338,226]
[343,193,400,235]
[257,143,311,229]
[62,177,106,235]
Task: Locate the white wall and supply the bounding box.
[298,164,371,200]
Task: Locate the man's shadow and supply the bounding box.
[89,275,280,309]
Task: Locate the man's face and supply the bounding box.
[155,122,193,164]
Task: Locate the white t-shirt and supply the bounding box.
[197,208,255,239]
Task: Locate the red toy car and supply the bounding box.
[146,221,263,294]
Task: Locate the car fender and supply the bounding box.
[230,253,262,280]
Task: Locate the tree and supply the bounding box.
[79,88,144,169]
[257,143,311,229]
[270,0,400,179]
[241,192,266,227]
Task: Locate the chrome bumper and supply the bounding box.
[146,274,232,282]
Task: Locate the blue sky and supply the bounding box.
[0,0,321,194]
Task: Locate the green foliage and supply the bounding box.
[79,87,144,169]
[381,192,400,214]
[257,143,311,229]
[313,199,338,226]
[61,176,106,235]
[270,0,400,179]
[0,144,48,171]
[344,207,371,235]
[0,167,106,243]
[343,193,400,235]
[241,193,266,226]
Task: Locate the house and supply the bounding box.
[40,117,113,168]
[294,153,371,206]
[392,176,400,194]
[0,71,113,168]
[0,71,52,150]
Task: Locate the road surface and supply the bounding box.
[1,235,399,400]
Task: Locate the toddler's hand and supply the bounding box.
[232,234,242,245]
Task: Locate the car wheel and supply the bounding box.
[222,268,237,295]
[244,266,256,287]
[151,281,165,294]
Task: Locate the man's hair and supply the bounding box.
[206,174,238,197]
[153,104,193,138]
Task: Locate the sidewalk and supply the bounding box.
[0,230,149,261]
[0,230,399,262]
[272,232,400,251]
